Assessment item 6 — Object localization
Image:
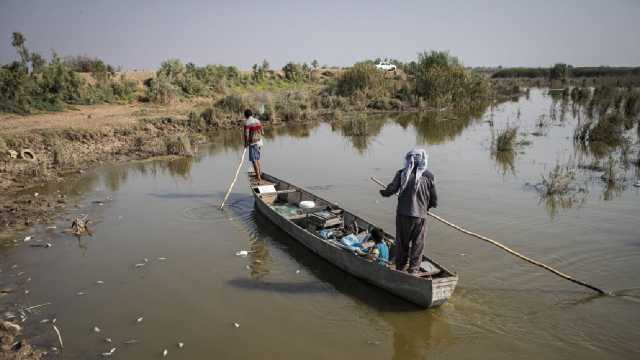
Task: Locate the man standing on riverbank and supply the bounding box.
[244,109,264,183]
[379,148,437,274]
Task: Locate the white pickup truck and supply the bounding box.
[375,61,397,71]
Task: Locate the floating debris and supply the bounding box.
[134,263,146,268]
[52,318,56,324]
[367,340,382,345]
[234,322,240,328]
[163,349,168,357]
[143,258,149,263]
[40,319,51,324]
[93,326,101,333]
[96,280,104,285]
[17,272,25,276]
[157,257,168,261]
[23,236,32,242]
[104,338,112,343]
[136,317,143,323]
[70,215,91,236]
[235,250,255,257]
[177,342,184,349]
[123,339,139,345]
[34,193,39,197]
[76,291,86,296]
[24,302,51,311]
[101,347,116,357]
[24,290,30,295]
[245,265,251,270]
[295,270,301,274]
[47,226,57,229]
[634,181,640,188]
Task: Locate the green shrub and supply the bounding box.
[282,62,310,82]
[275,92,310,122]
[145,74,179,104]
[590,114,625,145]
[336,63,389,98]
[216,94,247,114]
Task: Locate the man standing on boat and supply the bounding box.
[244,109,264,183]
[379,148,437,274]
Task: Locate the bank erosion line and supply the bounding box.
[370,176,607,295]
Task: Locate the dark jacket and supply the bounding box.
[380,169,437,219]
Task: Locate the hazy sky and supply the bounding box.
[1,0,639,70]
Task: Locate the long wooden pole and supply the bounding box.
[370,176,607,295]
[220,147,247,210]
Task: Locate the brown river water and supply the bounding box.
[1,89,639,359]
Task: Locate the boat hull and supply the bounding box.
[249,173,458,308]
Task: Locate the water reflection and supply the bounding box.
[492,149,516,176]
[397,109,484,145]
[330,115,386,153]
[243,211,452,359]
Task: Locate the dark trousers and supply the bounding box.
[395,215,427,272]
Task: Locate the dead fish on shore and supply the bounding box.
[29,243,52,248]
[93,326,101,333]
[101,347,116,357]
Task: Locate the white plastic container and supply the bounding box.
[299,201,316,209]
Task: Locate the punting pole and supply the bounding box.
[370,176,607,295]
[220,147,247,210]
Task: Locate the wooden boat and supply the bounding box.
[248,172,458,308]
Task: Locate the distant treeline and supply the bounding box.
[491,65,640,79]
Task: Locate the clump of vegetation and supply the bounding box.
[589,114,626,145]
[275,91,311,122]
[0,32,138,113]
[215,94,256,115]
[413,51,489,106]
[165,134,193,156]
[540,164,577,196]
[335,62,390,99]
[494,126,519,152]
[64,55,116,73]
[282,62,311,82]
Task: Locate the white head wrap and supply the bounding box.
[398,148,428,194]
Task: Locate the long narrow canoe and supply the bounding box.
[248,172,458,308]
